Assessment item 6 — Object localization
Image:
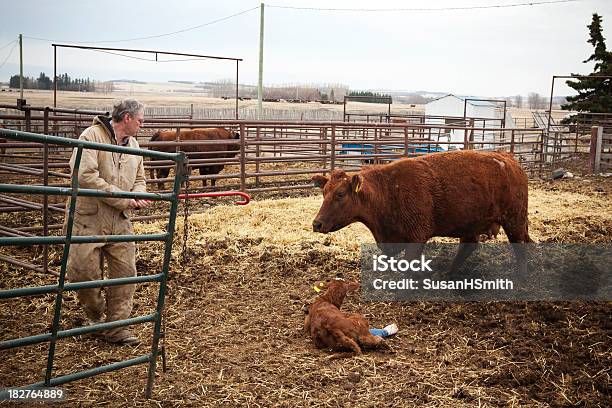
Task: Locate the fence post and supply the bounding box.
[43,108,50,275]
[25,108,31,133]
[255,126,260,187]
[373,127,379,164]
[468,118,475,149]
[590,126,603,174]
[240,123,246,191]
[510,129,515,154]
[174,128,182,191]
[322,127,328,169]
[330,125,336,171]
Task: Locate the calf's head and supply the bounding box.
[312,170,363,233]
[320,279,360,308]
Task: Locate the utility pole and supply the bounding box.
[257,3,264,119]
[19,34,24,101]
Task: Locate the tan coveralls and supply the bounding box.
[65,116,146,336]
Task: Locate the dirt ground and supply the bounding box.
[0,173,610,407]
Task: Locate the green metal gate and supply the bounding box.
[0,128,187,398]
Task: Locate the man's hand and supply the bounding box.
[129,199,151,209]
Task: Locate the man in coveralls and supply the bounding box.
[66,99,150,345]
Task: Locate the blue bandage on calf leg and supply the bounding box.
[369,328,389,338]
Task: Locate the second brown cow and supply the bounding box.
[149,128,239,189]
[312,150,532,274]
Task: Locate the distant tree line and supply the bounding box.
[346,91,392,103]
[206,79,349,102]
[8,72,101,92]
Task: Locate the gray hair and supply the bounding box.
[111,99,144,122]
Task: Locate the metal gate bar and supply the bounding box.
[0,128,187,399]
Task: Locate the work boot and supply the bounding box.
[103,329,140,346]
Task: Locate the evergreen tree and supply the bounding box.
[9,75,20,88]
[37,72,52,90]
[562,13,612,114]
[347,90,391,103]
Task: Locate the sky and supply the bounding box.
[0,0,611,98]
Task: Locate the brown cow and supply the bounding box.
[149,128,239,189]
[304,279,389,355]
[312,150,531,275]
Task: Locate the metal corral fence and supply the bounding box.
[0,102,605,395]
[130,105,345,121]
[590,119,612,173]
[0,103,604,240]
[0,128,187,398]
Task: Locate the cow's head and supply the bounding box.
[227,131,240,155]
[312,169,364,233]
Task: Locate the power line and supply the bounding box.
[0,39,17,51]
[89,49,220,63]
[22,6,258,44]
[267,0,578,12]
[91,49,158,62]
[0,41,18,70]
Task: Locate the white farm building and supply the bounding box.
[425,94,515,150]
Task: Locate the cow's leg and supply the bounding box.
[156,168,169,191]
[449,235,479,278]
[501,221,531,282]
[403,242,425,262]
[198,167,208,187]
[330,329,362,355]
[358,333,390,351]
[210,165,222,187]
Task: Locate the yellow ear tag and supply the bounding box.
[313,282,325,293]
[354,178,362,193]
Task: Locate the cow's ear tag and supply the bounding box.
[354,177,363,193]
[313,282,325,293]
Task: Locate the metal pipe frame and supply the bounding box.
[343,95,392,122]
[51,44,242,117]
[0,128,187,399]
[462,98,507,130]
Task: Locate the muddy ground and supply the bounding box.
[0,175,610,407]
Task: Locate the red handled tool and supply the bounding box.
[177,191,250,205]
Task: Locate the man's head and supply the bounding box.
[111,99,145,137]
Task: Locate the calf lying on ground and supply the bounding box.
[304,280,389,355]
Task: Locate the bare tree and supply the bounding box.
[514,94,523,108]
[528,92,543,109]
[97,81,115,93]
